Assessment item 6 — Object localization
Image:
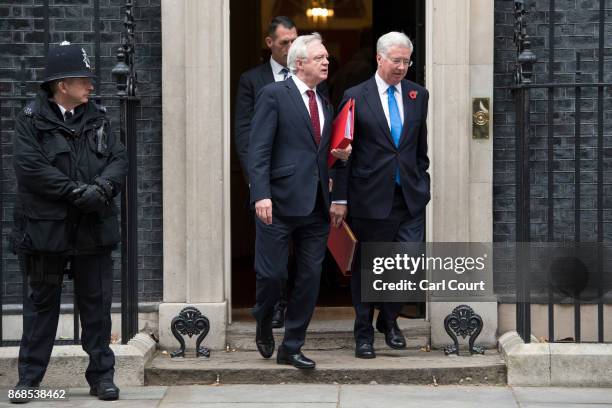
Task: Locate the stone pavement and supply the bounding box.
[1,384,611,407]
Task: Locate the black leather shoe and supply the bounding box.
[376,318,406,349]
[355,343,376,359]
[271,307,285,329]
[276,346,316,369]
[89,379,120,401]
[255,320,275,358]
[9,383,38,404]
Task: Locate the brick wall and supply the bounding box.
[494,0,612,243]
[0,0,162,303]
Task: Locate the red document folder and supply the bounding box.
[327,221,358,276]
[328,98,355,167]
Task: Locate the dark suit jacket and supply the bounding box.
[235,62,275,180]
[248,78,337,217]
[335,76,430,219]
[235,61,329,181]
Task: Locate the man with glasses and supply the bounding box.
[248,33,348,369]
[334,32,430,359]
[235,17,338,330]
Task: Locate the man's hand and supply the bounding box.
[255,198,273,225]
[329,203,347,228]
[72,184,107,213]
[330,144,352,161]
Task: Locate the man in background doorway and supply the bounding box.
[234,16,298,329]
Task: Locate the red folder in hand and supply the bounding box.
[328,98,355,167]
[327,221,358,276]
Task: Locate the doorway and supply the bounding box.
[229,0,426,310]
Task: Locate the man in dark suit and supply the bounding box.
[234,16,297,329]
[248,33,347,369]
[335,32,430,359]
[235,16,297,180]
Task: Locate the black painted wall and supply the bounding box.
[0,0,162,304]
[494,0,612,243]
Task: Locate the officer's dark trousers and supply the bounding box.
[349,185,425,345]
[18,253,115,386]
[252,194,330,353]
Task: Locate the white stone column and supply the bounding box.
[426,0,497,348]
[159,0,230,351]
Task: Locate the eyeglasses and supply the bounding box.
[385,57,413,67]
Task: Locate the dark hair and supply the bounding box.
[267,16,296,38]
[45,79,62,95]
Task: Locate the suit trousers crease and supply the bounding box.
[349,185,425,345]
[252,193,330,354]
[18,253,116,386]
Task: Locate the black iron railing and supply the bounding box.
[511,0,609,344]
[0,0,139,346]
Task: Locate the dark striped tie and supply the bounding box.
[281,67,289,80]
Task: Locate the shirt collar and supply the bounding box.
[375,72,401,96]
[292,75,317,96]
[54,102,73,117]
[270,57,288,76]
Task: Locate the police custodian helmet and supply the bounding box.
[41,41,95,87]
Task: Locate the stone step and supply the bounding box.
[227,308,430,351]
[145,349,507,386]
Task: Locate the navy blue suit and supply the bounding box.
[235,62,329,181]
[248,77,339,353]
[235,62,331,322]
[335,76,430,345]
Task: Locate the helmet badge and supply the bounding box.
[81,48,91,69]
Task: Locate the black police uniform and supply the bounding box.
[10,43,127,398]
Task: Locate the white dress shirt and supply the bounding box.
[56,103,74,121]
[291,75,325,132]
[374,71,404,127]
[291,77,340,203]
[270,57,290,82]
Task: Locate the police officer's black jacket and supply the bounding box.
[12,90,128,255]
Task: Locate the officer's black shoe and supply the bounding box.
[89,380,120,401]
[355,343,376,359]
[255,319,275,358]
[376,318,406,349]
[271,307,285,329]
[9,383,38,404]
[276,346,316,369]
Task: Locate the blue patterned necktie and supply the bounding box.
[387,86,402,184]
[281,67,289,80]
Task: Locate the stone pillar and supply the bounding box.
[426,0,497,348]
[159,0,230,351]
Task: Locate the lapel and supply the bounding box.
[260,62,275,86]
[285,78,318,148]
[399,80,419,149]
[363,76,395,148]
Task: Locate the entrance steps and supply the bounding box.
[145,349,506,385]
[227,307,430,351]
[146,308,506,385]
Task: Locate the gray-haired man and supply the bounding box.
[248,33,348,369]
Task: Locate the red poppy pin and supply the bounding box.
[409,90,418,100]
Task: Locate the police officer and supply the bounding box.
[10,42,127,403]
